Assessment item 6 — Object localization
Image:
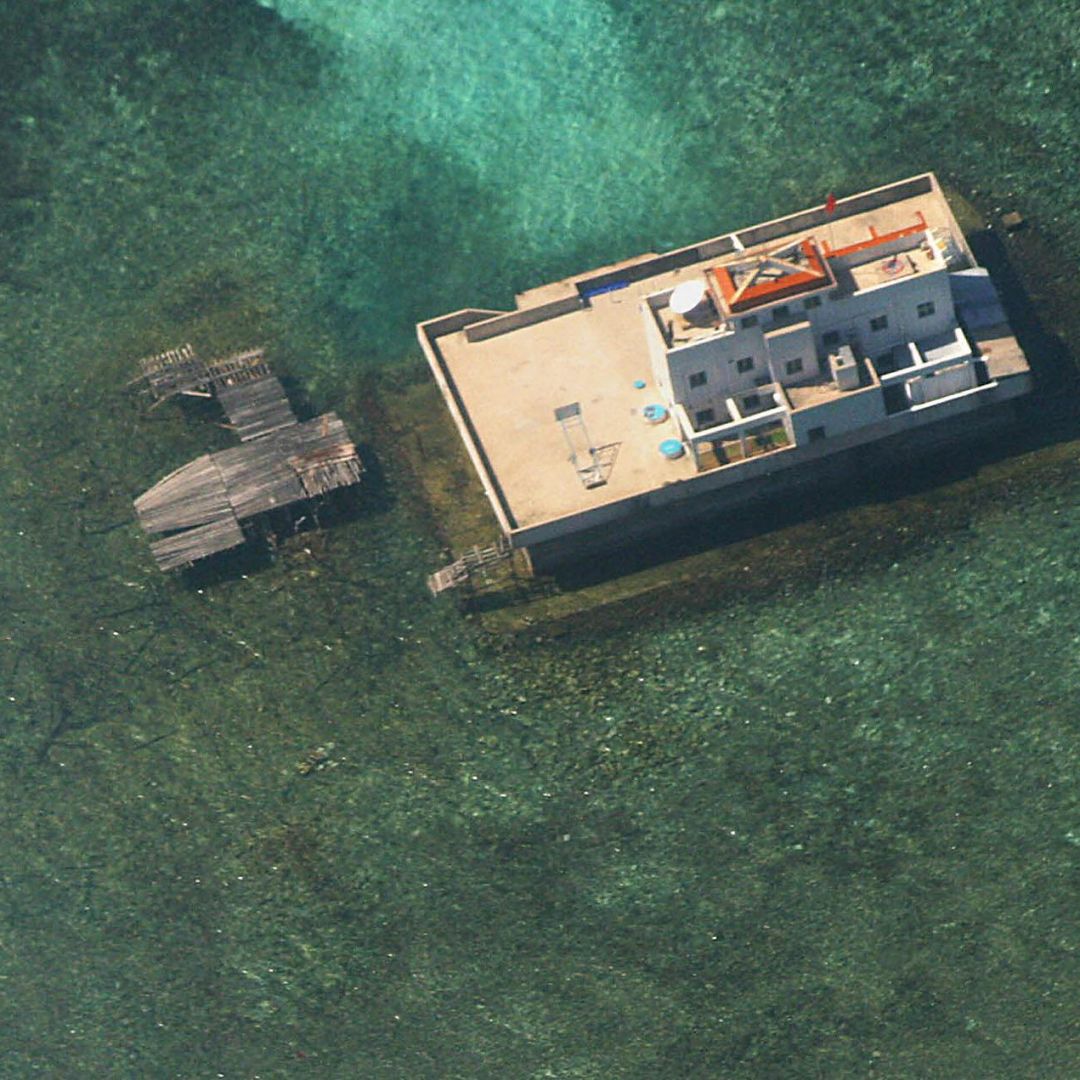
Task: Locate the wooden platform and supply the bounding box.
[135,344,274,408]
[133,345,363,571]
[218,376,297,441]
[149,517,247,573]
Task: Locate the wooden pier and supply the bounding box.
[427,537,514,596]
[132,345,363,571]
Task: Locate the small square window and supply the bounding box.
[917,300,936,318]
[870,314,889,332]
[808,425,827,443]
[803,296,822,310]
[742,393,761,410]
[741,315,759,328]
[694,408,716,428]
[822,330,841,348]
[753,375,770,387]
[772,305,790,320]
[688,371,708,389]
[736,357,754,373]
[785,357,804,376]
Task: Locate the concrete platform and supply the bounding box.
[419,173,1030,563]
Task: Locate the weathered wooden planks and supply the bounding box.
[204,348,272,389]
[133,345,364,570]
[149,517,247,572]
[217,376,297,442]
[134,455,231,534]
[214,438,307,520]
[283,413,364,497]
[138,343,208,403]
[135,344,273,406]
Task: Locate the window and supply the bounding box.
[870,314,889,332]
[803,295,822,310]
[772,305,790,321]
[694,408,716,428]
[785,357,804,376]
[741,315,759,328]
[736,356,754,373]
[688,371,707,389]
[917,300,936,318]
[753,375,770,387]
[742,393,761,410]
[822,330,841,348]
[808,425,827,443]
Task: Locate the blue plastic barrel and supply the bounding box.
[643,403,668,424]
[659,438,685,460]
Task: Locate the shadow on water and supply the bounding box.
[179,532,275,587]
[346,439,394,516]
[176,467,383,589]
[278,373,316,422]
[968,226,1080,397]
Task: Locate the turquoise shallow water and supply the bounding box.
[1,1,1079,1076]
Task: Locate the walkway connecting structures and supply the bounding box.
[132,344,363,571]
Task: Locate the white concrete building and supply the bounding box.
[642,208,994,468]
[418,174,1032,570]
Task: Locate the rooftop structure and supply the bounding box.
[418,174,1031,573]
[132,346,363,571]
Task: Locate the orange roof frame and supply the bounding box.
[823,211,928,258]
[712,238,833,314]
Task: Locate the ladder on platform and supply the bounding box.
[554,402,605,488]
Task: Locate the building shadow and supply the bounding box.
[552,230,1080,592]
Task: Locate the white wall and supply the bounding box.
[665,323,768,415]
[641,300,672,400]
[764,321,817,385]
[906,361,976,405]
[659,258,962,451]
[789,386,888,443]
[809,268,955,358]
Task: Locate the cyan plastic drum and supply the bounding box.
[659,438,685,460]
[632,379,647,390]
[643,403,668,424]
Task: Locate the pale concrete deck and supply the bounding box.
[428,176,997,535]
[786,377,853,411]
[439,286,698,530]
[848,242,939,293]
[973,322,1029,379]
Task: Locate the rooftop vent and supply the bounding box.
[829,345,861,391]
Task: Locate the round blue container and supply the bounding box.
[643,403,668,424]
[633,379,647,390]
[659,438,685,460]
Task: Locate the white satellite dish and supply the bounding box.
[670,279,708,316]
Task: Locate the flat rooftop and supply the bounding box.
[422,175,996,535]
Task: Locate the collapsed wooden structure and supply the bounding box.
[132,344,363,571]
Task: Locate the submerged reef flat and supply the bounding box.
[3,1,1080,1075]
